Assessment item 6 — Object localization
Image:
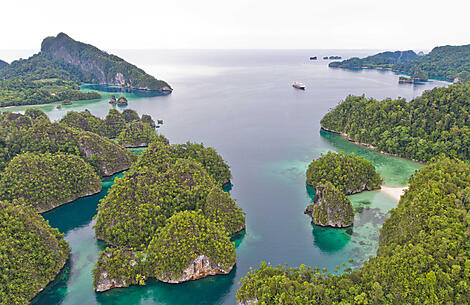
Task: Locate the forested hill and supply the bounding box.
[330,44,470,82]
[0,33,171,107]
[0,59,8,70]
[41,33,171,91]
[329,50,418,69]
[394,44,470,82]
[320,83,470,162]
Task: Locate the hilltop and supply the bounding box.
[0,33,171,107]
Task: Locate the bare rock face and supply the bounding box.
[95,270,128,292]
[157,255,234,284]
[237,299,259,305]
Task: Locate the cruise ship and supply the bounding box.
[292,82,305,90]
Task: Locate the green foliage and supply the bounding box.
[121,109,140,123]
[134,140,232,186]
[24,107,50,123]
[394,44,470,81]
[93,248,146,290]
[306,151,382,194]
[205,186,246,235]
[0,110,132,176]
[41,33,171,90]
[118,121,157,148]
[329,50,418,69]
[237,158,470,304]
[104,109,126,138]
[61,109,158,144]
[141,114,156,127]
[0,152,101,213]
[321,84,470,162]
[94,159,216,248]
[0,32,170,107]
[171,142,232,186]
[146,211,236,281]
[0,78,101,107]
[306,181,354,227]
[0,200,70,304]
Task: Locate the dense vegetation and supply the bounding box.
[321,83,470,162]
[329,50,418,69]
[41,33,171,91]
[61,109,159,147]
[205,187,246,235]
[305,181,354,228]
[93,248,145,291]
[0,152,101,213]
[94,211,236,289]
[306,151,382,194]
[330,44,470,82]
[237,158,470,304]
[0,110,133,175]
[0,200,70,304]
[0,78,101,107]
[135,140,232,186]
[147,211,236,282]
[0,54,101,107]
[93,132,243,290]
[94,159,216,248]
[0,32,170,107]
[394,44,470,81]
[118,121,158,147]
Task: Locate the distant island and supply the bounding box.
[329,44,470,82]
[329,50,418,70]
[0,33,171,107]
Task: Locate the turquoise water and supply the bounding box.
[23,50,444,305]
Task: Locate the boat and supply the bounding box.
[309,56,317,60]
[323,56,329,60]
[292,82,305,90]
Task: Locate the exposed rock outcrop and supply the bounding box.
[157,255,234,284]
[41,33,172,92]
[305,182,354,228]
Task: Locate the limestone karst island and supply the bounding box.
[1,2,469,304]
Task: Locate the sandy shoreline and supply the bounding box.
[380,186,408,201]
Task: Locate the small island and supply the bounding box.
[304,181,354,228]
[304,151,381,228]
[306,151,382,195]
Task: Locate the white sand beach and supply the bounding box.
[380,186,408,201]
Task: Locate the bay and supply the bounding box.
[19,49,448,305]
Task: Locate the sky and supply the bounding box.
[1,0,469,56]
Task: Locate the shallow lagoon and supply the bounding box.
[25,49,446,305]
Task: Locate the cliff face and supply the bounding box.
[41,33,171,91]
[94,252,234,292]
[157,255,234,284]
[305,182,354,228]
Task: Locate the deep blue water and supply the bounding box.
[15,49,449,305]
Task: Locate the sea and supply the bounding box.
[1,49,448,305]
